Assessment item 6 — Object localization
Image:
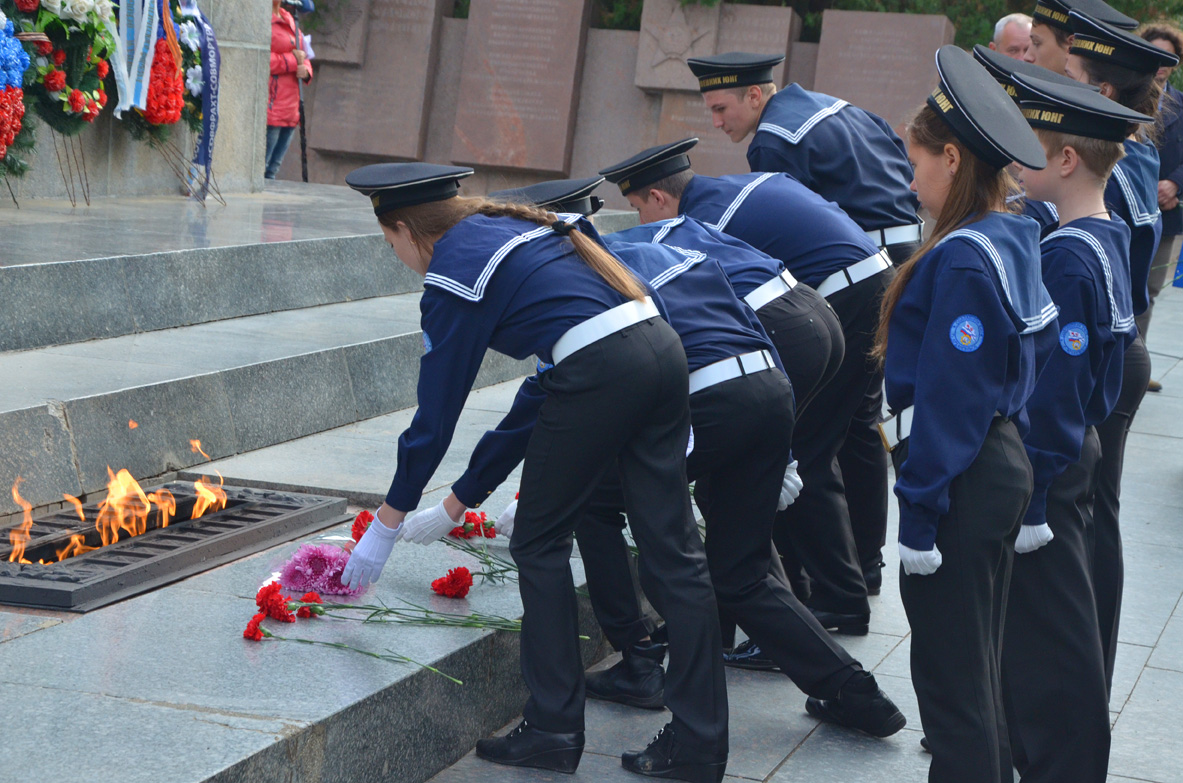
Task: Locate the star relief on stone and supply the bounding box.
[645,4,711,68]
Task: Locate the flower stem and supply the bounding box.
[266,633,464,685]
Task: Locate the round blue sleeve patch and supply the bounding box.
[422,332,433,353]
[949,314,985,352]
[1059,322,1089,356]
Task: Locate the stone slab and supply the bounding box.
[1112,540,1183,648]
[428,747,755,783]
[309,0,373,64]
[424,16,469,164]
[1112,642,1153,712]
[813,10,956,134]
[716,3,800,87]
[0,405,83,514]
[657,90,751,179]
[310,0,450,159]
[788,41,819,90]
[1109,666,1183,782]
[0,610,63,643]
[1148,607,1183,673]
[450,0,592,174]
[635,0,720,93]
[569,29,662,212]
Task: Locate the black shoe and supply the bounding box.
[475,720,585,773]
[863,561,885,596]
[920,736,931,753]
[587,641,666,710]
[722,639,778,671]
[805,673,907,738]
[621,723,727,782]
[1148,379,1163,393]
[809,608,871,636]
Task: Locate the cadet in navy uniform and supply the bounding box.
[338,163,729,778]
[876,47,1058,783]
[1065,10,1178,689]
[1000,72,1149,783]
[1024,0,1137,75]
[601,141,889,632]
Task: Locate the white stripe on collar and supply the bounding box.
[1111,165,1161,227]
[649,246,707,289]
[709,173,777,231]
[423,212,582,302]
[755,99,848,145]
[1042,226,1136,333]
[938,228,1059,333]
[650,215,687,244]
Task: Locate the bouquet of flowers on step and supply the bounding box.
[0,9,31,171]
[2,0,115,134]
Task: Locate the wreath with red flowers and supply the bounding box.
[119,36,184,144]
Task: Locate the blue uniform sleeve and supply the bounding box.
[451,374,546,508]
[385,289,495,511]
[1021,251,1108,527]
[747,137,815,190]
[895,261,1016,551]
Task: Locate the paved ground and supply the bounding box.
[429,284,1183,783]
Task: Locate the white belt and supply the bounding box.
[815,250,892,299]
[744,270,798,312]
[879,406,1003,453]
[688,350,775,395]
[865,222,923,249]
[551,297,660,365]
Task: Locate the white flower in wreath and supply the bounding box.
[0,10,7,28]
[93,0,114,23]
[186,64,203,97]
[41,0,62,15]
[179,20,200,52]
[59,0,94,23]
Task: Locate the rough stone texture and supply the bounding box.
[0,406,82,514]
[450,0,593,175]
[310,0,374,64]
[813,10,956,133]
[310,0,450,160]
[716,3,800,86]
[787,41,819,90]
[635,0,720,93]
[569,29,662,212]
[591,209,641,235]
[657,90,750,178]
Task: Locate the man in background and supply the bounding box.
[990,12,1033,59]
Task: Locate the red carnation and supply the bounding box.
[35,41,52,57]
[431,567,474,599]
[68,89,85,113]
[15,0,40,12]
[351,510,373,543]
[43,69,65,93]
[449,510,492,539]
[51,50,66,66]
[243,613,266,641]
[96,60,109,79]
[143,39,183,125]
[84,99,99,122]
[96,89,107,107]
[295,591,324,619]
[255,581,296,623]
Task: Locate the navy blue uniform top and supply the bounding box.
[1018,196,1061,239]
[389,212,653,511]
[450,240,785,508]
[747,84,920,232]
[885,212,1059,551]
[1156,84,1183,236]
[1022,217,1136,527]
[1106,139,1163,316]
[678,172,882,289]
[610,216,784,300]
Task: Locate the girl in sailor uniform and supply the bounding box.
[877,46,1058,783]
[1064,9,1180,689]
[338,162,728,780]
[999,71,1149,783]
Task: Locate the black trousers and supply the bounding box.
[884,239,921,267]
[1003,428,1110,783]
[780,268,894,614]
[756,283,845,414]
[1093,335,1151,692]
[511,317,727,753]
[896,418,1032,783]
[578,370,861,699]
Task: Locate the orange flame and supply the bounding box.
[9,478,33,563]
[148,488,176,529]
[192,471,226,520]
[63,494,86,521]
[128,419,138,429]
[190,439,210,460]
[55,534,97,561]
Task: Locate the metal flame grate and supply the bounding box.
[0,482,347,611]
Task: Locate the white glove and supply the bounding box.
[495,498,517,539]
[899,542,943,576]
[1015,523,1054,554]
[686,427,695,458]
[341,517,400,589]
[399,501,459,545]
[777,460,803,510]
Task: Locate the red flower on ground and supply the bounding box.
[96,60,109,79]
[255,581,296,623]
[351,510,373,543]
[243,612,266,641]
[68,89,85,113]
[295,591,324,619]
[15,0,41,13]
[431,567,473,599]
[34,41,52,57]
[51,50,65,66]
[43,69,65,93]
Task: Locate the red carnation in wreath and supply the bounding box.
[0,87,24,155]
[34,41,52,57]
[96,60,109,80]
[15,0,41,13]
[143,39,183,125]
[68,89,85,113]
[43,69,65,94]
[51,50,66,66]
[431,567,473,599]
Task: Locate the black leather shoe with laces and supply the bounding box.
[805,673,907,738]
[809,608,871,636]
[475,720,585,773]
[722,639,778,671]
[587,640,666,709]
[621,723,727,783]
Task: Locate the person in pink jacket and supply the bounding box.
[266,0,312,179]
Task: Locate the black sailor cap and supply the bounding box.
[1031,0,1135,33]
[488,176,606,216]
[685,52,785,93]
[1069,11,1180,74]
[973,44,1099,102]
[1011,71,1153,141]
[928,45,1047,170]
[345,162,474,217]
[599,138,698,197]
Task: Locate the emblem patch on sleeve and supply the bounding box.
[1059,322,1089,356]
[949,314,985,352]
[422,332,433,353]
